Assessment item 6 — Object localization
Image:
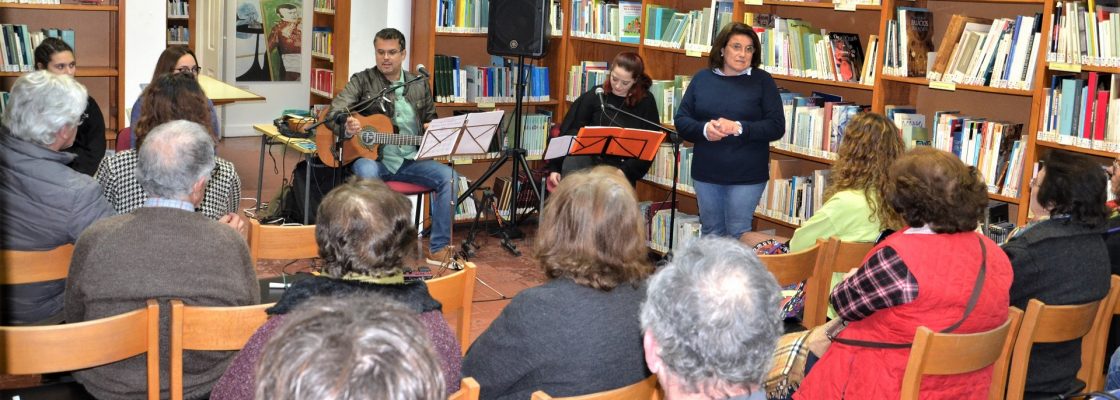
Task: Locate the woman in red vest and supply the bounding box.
[794,147,1014,399]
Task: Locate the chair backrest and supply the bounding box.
[1005,298,1103,400]
[426,262,478,355]
[900,307,1023,400]
[169,300,274,400]
[757,242,823,328]
[449,377,481,400]
[1081,275,1120,392]
[803,238,876,328]
[248,218,318,265]
[0,244,74,285]
[115,127,132,152]
[0,299,159,399]
[530,375,660,400]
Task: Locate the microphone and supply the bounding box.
[595,87,607,116]
[416,64,431,78]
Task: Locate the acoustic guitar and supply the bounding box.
[314,110,424,168]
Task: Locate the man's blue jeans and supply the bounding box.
[693,180,766,239]
[352,158,457,253]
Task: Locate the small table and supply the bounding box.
[199,75,265,106]
[253,124,317,224]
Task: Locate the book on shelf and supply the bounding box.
[313,0,336,11]
[167,26,190,45]
[452,176,479,221]
[1038,72,1120,152]
[1048,0,1120,67]
[929,15,993,81]
[434,55,551,104]
[310,68,334,97]
[551,0,565,37]
[311,27,333,58]
[566,61,608,102]
[828,32,865,83]
[436,0,490,34]
[501,112,552,159]
[571,0,637,42]
[645,143,695,192]
[756,159,831,227]
[924,108,1026,197]
[619,1,642,43]
[747,15,873,85]
[642,2,733,52]
[167,0,190,18]
[928,14,1041,90]
[775,90,864,159]
[646,75,691,125]
[1,25,75,73]
[647,208,701,253]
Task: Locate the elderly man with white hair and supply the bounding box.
[65,120,259,400]
[0,70,115,325]
[641,237,783,400]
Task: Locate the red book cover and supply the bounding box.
[1084,72,1099,139]
[1095,89,1109,141]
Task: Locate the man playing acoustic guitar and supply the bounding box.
[329,27,458,267]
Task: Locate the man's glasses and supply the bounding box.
[175,66,202,75]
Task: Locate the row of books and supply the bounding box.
[565,61,607,102]
[643,1,735,52]
[312,0,336,12]
[777,91,864,159]
[759,160,831,226]
[310,68,334,97]
[1047,0,1120,67]
[167,26,189,45]
[435,0,490,34]
[645,144,697,193]
[493,175,539,220]
[569,0,640,43]
[905,108,1028,197]
[2,25,75,73]
[432,55,551,104]
[650,75,692,125]
[452,176,479,222]
[882,7,933,78]
[748,15,877,85]
[924,13,1043,91]
[311,27,333,59]
[500,113,552,159]
[167,0,190,18]
[1037,72,1120,152]
[646,206,702,253]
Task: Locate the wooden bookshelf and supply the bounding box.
[1,0,126,135]
[309,0,350,109]
[165,0,194,48]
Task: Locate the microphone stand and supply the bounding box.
[604,103,683,257]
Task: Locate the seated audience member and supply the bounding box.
[211,178,462,399]
[65,120,259,399]
[1106,155,1120,391]
[33,37,106,176]
[129,45,220,147]
[641,237,782,400]
[255,295,447,400]
[1004,150,1110,398]
[0,71,114,325]
[794,147,1013,399]
[97,73,242,220]
[463,165,653,400]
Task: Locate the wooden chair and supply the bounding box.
[757,242,823,328]
[0,299,159,400]
[900,307,1023,400]
[169,300,274,400]
[449,377,481,400]
[248,218,318,265]
[803,238,875,328]
[426,262,478,355]
[530,375,660,400]
[1081,275,1120,392]
[0,244,74,285]
[1005,298,1104,400]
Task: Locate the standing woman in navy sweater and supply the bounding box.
[675,22,785,239]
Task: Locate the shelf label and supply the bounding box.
[834,2,857,11]
[928,80,956,91]
[744,0,764,5]
[476,102,496,108]
[1049,62,1082,72]
[685,50,703,58]
[452,157,473,165]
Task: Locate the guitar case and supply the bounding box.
[277,158,352,224]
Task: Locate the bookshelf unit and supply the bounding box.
[166,0,194,48]
[1,1,126,139]
[309,0,350,110]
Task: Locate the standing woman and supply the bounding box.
[129,46,221,148]
[675,22,785,239]
[33,37,105,176]
[547,52,660,188]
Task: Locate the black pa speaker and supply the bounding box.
[486,0,550,58]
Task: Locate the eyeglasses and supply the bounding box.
[175,66,202,75]
[726,44,756,54]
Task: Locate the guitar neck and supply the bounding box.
[359,131,425,146]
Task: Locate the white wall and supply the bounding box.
[123,2,166,122]
[349,0,414,75]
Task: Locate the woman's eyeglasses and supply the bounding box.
[175,66,202,75]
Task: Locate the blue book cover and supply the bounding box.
[1058,77,1083,136]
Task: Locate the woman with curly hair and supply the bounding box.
[463,165,654,400]
[787,112,905,250]
[211,179,463,399]
[794,147,1013,399]
[95,73,241,220]
[1004,150,1110,398]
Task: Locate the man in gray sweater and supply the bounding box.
[65,120,260,400]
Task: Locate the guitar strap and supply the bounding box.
[832,235,988,349]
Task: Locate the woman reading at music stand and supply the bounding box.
[547,52,659,190]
